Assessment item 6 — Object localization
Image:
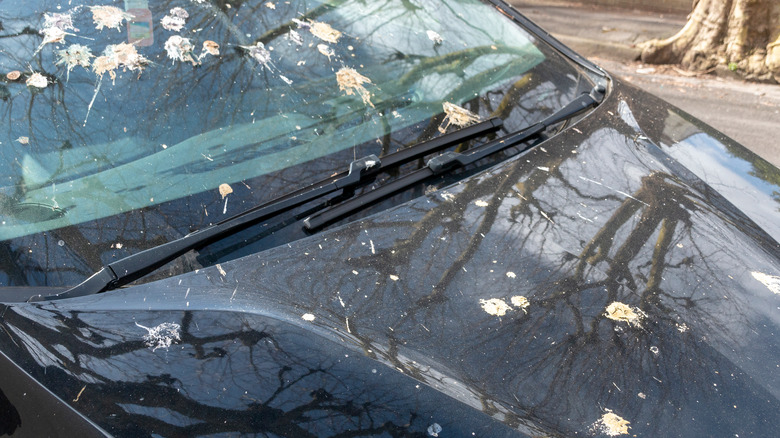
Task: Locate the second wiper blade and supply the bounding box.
[35,117,502,301]
[304,85,605,230]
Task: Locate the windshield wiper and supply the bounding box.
[32,118,502,301]
[303,85,605,230]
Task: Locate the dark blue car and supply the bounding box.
[1,0,778,436]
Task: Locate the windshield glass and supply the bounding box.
[0,0,593,288]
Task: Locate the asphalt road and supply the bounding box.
[510,1,780,168]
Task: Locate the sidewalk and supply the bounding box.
[506,0,780,168]
[508,0,687,62]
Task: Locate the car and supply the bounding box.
[1,0,779,436]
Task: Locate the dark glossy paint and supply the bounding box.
[1,75,779,437]
[0,350,109,437]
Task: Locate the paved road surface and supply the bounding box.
[510,1,780,168]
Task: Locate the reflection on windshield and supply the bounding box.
[1,0,591,287]
[1,0,546,238]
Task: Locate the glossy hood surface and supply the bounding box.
[1,77,779,437]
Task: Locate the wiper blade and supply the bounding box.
[304,85,605,231]
[33,118,502,301]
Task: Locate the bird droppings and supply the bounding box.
[26,72,48,88]
[438,102,481,133]
[56,44,94,79]
[506,271,516,279]
[90,6,131,31]
[317,43,335,59]
[170,7,189,17]
[165,36,198,65]
[40,25,67,47]
[480,298,512,316]
[590,411,630,436]
[287,29,303,46]
[161,7,189,32]
[336,67,374,107]
[440,192,455,201]
[265,2,276,9]
[301,313,316,321]
[511,295,529,313]
[604,302,643,327]
[242,42,272,67]
[751,271,780,295]
[36,12,76,54]
[219,183,233,199]
[135,322,181,351]
[427,423,442,437]
[72,385,86,403]
[676,322,689,333]
[474,199,489,207]
[6,71,21,81]
[216,264,226,277]
[637,392,646,399]
[93,43,150,82]
[198,40,220,60]
[160,18,183,31]
[291,18,311,29]
[426,30,443,45]
[16,137,29,145]
[44,12,77,32]
[389,274,400,281]
[308,20,342,43]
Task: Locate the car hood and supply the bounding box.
[1,77,779,437]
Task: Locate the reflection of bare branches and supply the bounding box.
[644,217,676,299]
[0,305,476,436]
[255,0,349,45]
[0,26,37,39]
[575,173,691,283]
[304,123,780,435]
[490,74,533,120]
[419,160,539,305]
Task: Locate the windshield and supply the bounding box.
[0,0,593,288]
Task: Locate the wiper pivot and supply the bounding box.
[335,155,380,192]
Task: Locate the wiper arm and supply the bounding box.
[304,85,605,230]
[33,118,502,301]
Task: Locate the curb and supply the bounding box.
[554,35,641,63]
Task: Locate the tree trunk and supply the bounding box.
[639,0,780,83]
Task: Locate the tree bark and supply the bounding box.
[640,0,780,83]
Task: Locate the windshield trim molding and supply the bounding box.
[489,0,610,83]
